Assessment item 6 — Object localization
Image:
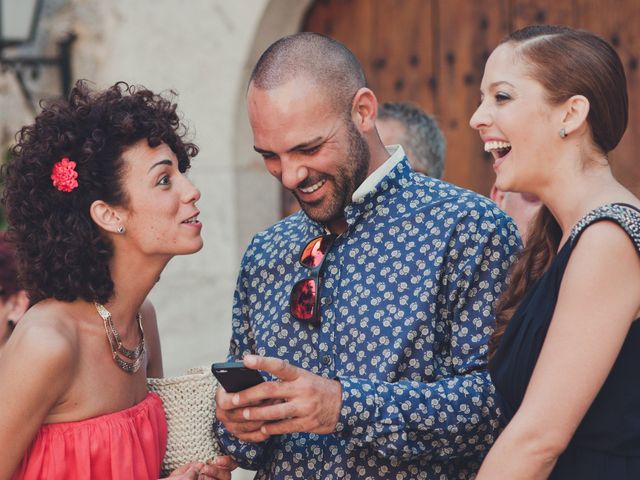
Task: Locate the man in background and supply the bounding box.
[377,101,446,178]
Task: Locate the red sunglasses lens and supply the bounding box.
[290,278,317,320]
[300,236,333,268]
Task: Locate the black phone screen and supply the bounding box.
[211,361,266,393]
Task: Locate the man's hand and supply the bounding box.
[216,378,272,443]
[215,355,343,443]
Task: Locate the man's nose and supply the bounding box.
[280,157,309,191]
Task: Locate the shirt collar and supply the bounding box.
[342,146,413,229]
[352,145,406,202]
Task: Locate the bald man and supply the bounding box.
[214,32,520,479]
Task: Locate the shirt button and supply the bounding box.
[321,355,332,365]
[322,297,333,305]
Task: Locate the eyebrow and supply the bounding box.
[254,136,324,156]
[489,80,515,89]
[148,159,173,172]
[479,80,516,97]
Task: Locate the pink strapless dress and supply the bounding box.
[11,392,167,480]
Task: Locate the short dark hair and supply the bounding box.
[3,81,198,304]
[378,102,446,178]
[250,32,366,113]
[504,25,627,154]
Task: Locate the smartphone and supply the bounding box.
[211,361,266,393]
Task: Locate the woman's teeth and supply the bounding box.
[183,216,198,224]
[484,140,512,157]
[299,179,326,194]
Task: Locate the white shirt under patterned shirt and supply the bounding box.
[214,146,521,479]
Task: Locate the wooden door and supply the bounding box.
[299,0,640,206]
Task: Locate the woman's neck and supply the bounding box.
[104,250,170,328]
[539,164,631,244]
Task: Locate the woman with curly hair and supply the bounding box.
[471,25,640,478]
[0,81,234,480]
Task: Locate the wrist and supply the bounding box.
[328,379,343,432]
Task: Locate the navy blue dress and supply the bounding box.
[490,203,640,479]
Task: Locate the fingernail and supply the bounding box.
[243,408,250,419]
[244,355,256,366]
[260,425,267,434]
[232,394,240,405]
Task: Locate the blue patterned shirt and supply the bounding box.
[215,150,520,479]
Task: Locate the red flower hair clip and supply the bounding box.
[51,157,79,192]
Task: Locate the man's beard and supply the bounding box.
[294,119,370,225]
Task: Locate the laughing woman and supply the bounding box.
[471,26,640,479]
[0,82,232,480]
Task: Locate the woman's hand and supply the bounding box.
[166,456,238,479]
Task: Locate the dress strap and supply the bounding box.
[570,203,640,254]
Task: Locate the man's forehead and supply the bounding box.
[248,75,328,109]
[249,70,320,91]
[251,106,342,154]
[250,84,340,127]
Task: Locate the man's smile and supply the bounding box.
[299,179,326,194]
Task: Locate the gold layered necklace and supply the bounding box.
[94,302,146,374]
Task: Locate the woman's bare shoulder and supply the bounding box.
[0,301,82,407]
[9,301,81,367]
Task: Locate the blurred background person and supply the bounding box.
[377,101,446,178]
[0,232,29,354]
[490,185,541,244]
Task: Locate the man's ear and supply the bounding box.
[90,200,125,234]
[351,87,378,133]
[560,94,590,137]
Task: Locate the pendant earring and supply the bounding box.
[559,127,567,139]
[117,225,126,234]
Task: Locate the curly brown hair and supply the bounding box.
[2,81,198,304]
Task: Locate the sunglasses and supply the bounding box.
[290,233,337,326]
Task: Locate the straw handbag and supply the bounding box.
[147,367,221,476]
